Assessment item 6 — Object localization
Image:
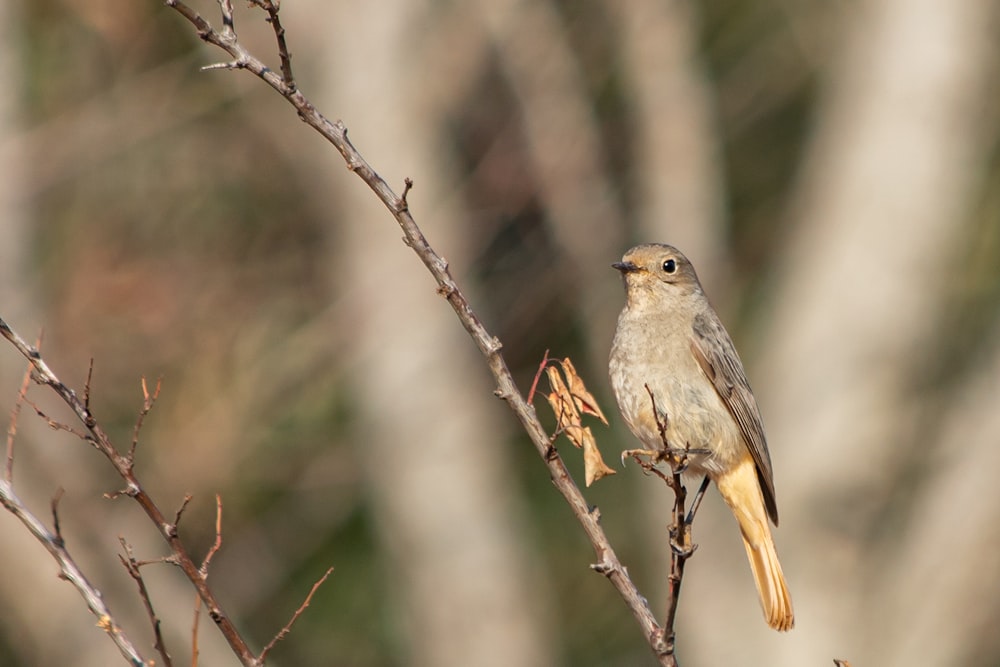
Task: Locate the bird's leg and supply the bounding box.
[684,475,711,526]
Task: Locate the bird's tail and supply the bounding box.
[715,457,795,632]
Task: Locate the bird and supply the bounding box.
[608,243,794,631]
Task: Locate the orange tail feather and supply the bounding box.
[715,458,795,631]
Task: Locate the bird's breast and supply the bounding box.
[610,313,744,476]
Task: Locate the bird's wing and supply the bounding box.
[690,310,779,524]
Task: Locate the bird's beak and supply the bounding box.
[612,260,640,273]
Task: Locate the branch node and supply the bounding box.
[542,442,559,462]
[258,566,334,662]
[51,487,66,545]
[436,281,456,298]
[396,177,414,212]
[590,559,615,575]
[84,358,94,411]
[173,493,194,528]
[202,60,242,72]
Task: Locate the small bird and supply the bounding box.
[609,243,794,631]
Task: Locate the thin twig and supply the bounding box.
[625,384,702,664]
[0,478,148,665]
[399,177,413,211]
[120,538,173,667]
[199,495,224,577]
[192,592,202,667]
[50,487,66,545]
[526,349,551,405]
[25,398,88,440]
[84,358,94,413]
[5,358,33,483]
[174,493,194,528]
[259,566,335,662]
[248,0,295,91]
[662,477,689,655]
[130,376,163,461]
[0,316,258,666]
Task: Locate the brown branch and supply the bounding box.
[614,386,713,665]
[645,386,703,662]
[259,566,335,663]
[191,592,202,667]
[2,351,151,662]
[173,493,194,527]
[84,358,94,412]
[120,538,173,667]
[164,0,292,98]
[0,317,259,666]
[247,0,295,91]
[5,357,33,483]
[0,478,148,664]
[399,177,414,209]
[156,1,670,662]
[199,494,224,577]
[25,398,88,440]
[130,376,162,461]
[50,487,66,544]
[525,349,552,405]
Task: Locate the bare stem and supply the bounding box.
[0,478,149,665]
[120,538,173,667]
[0,317,259,666]
[259,566,335,662]
[155,1,671,662]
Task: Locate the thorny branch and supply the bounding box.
[0,317,259,665]
[120,538,173,667]
[130,376,162,460]
[259,566,335,663]
[0,358,149,666]
[191,495,223,667]
[5,356,32,483]
[0,318,335,666]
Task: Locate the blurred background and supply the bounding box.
[1,0,999,665]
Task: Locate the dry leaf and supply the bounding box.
[541,356,616,486]
[563,423,586,449]
[581,426,616,486]
[545,364,580,431]
[560,358,608,425]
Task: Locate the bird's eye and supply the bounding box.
[662,259,677,274]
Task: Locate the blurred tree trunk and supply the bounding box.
[744,0,998,664]
[0,4,58,664]
[609,0,727,293]
[475,0,625,354]
[0,0,30,332]
[294,3,555,666]
[878,324,1000,665]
